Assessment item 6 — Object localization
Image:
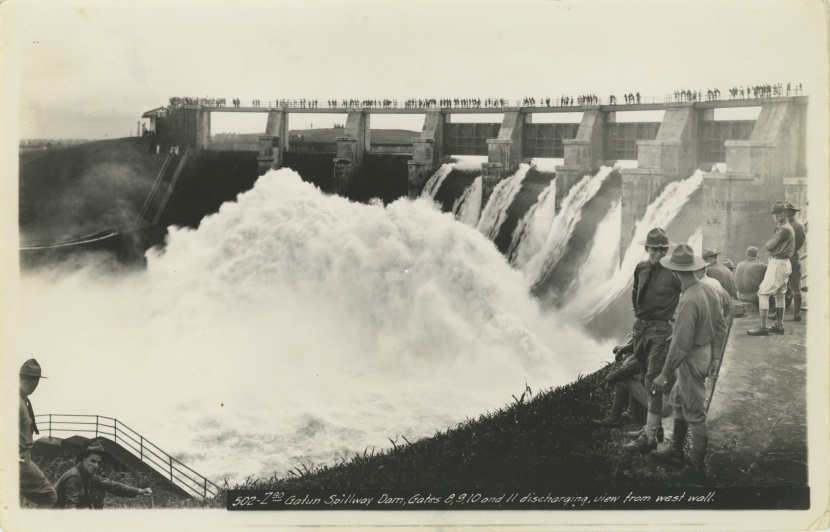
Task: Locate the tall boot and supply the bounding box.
[651,417,687,468]
[770,308,785,335]
[679,423,708,485]
[791,292,802,321]
[593,384,626,427]
[747,308,770,336]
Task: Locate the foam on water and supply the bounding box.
[477,164,530,240]
[524,166,614,286]
[509,179,557,270]
[420,163,453,199]
[20,169,608,483]
[453,176,483,228]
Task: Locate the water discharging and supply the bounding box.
[21,168,608,483]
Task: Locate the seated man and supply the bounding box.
[593,338,670,428]
[735,246,767,306]
[54,442,152,509]
[702,248,737,298]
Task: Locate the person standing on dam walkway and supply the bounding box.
[748,201,795,336]
[652,244,729,485]
[784,201,805,321]
[623,228,682,454]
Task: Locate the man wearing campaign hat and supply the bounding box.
[54,441,153,509]
[702,248,736,299]
[623,228,682,454]
[651,244,729,484]
[19,359,57,507]
[784,201,805,321]
[748,201,796,335]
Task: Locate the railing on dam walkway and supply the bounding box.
[35,414,220,500]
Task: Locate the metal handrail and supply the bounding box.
[35,414,220,500]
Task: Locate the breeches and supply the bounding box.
[758,258,792,309]
[669,343,712,424]
[634,319,673,414]
[19,454,57,508]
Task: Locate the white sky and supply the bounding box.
[2,0,826,138]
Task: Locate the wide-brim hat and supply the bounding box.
[702,248,719,260]
[19,359,47,379]
[783,201,800,212]
[660,243,707,271]
[723,259,735,270]
[77,441,112,462]
[638,228,675,248]
[770,201,788,214]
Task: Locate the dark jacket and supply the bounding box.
[632,260,682,321]
[54,465,140,509]
[706,262,737,298]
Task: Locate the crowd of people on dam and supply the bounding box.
[594,200,805,485]
[164,83,805,113]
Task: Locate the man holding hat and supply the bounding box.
[784,201,805,321]
[54,441,153,509]
[623,228,682,454]
[748,201,795,335]
[19,358,57,508]
[702,248,737,299]
[651,244,729,484]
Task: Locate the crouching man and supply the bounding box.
[54,442,153,509]
[651,244,729,485]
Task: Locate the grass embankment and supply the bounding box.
[226,366,683,500]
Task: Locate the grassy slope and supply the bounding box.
[226,366,681,499]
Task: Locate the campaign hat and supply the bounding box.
[770,201,788,214]
[660,243,707,272]
[723,259,735,270]
[702,248,720,260]
[19,359,46,379]
[783,201,800,212]
[77,441,112,462]
[638,228,674,248]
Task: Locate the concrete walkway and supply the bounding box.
[706,306,808,486]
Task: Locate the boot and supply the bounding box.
[650,418,687,469]
[791,293,802,321]
[769,308,785,335]
[623,414,660,453]
[678,425,708,485]
[626,426,663,443]
[747,308,770,336]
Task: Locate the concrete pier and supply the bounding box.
[702,98,807,261]
[482,110,526,205]
[620,104,698,258]
[333,111,370,197]
[407,111,445,199]
[264,110,289,168]
[555,107,603,210]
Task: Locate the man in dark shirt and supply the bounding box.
[54,441,152,509]
[748,201,795,336]
[19,359,57,508]
[735,246,767,306]
[623,228,682,454]
[702,248,737,298]
[784,201,806,321]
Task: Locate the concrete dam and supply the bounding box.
[139,96,808,270]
